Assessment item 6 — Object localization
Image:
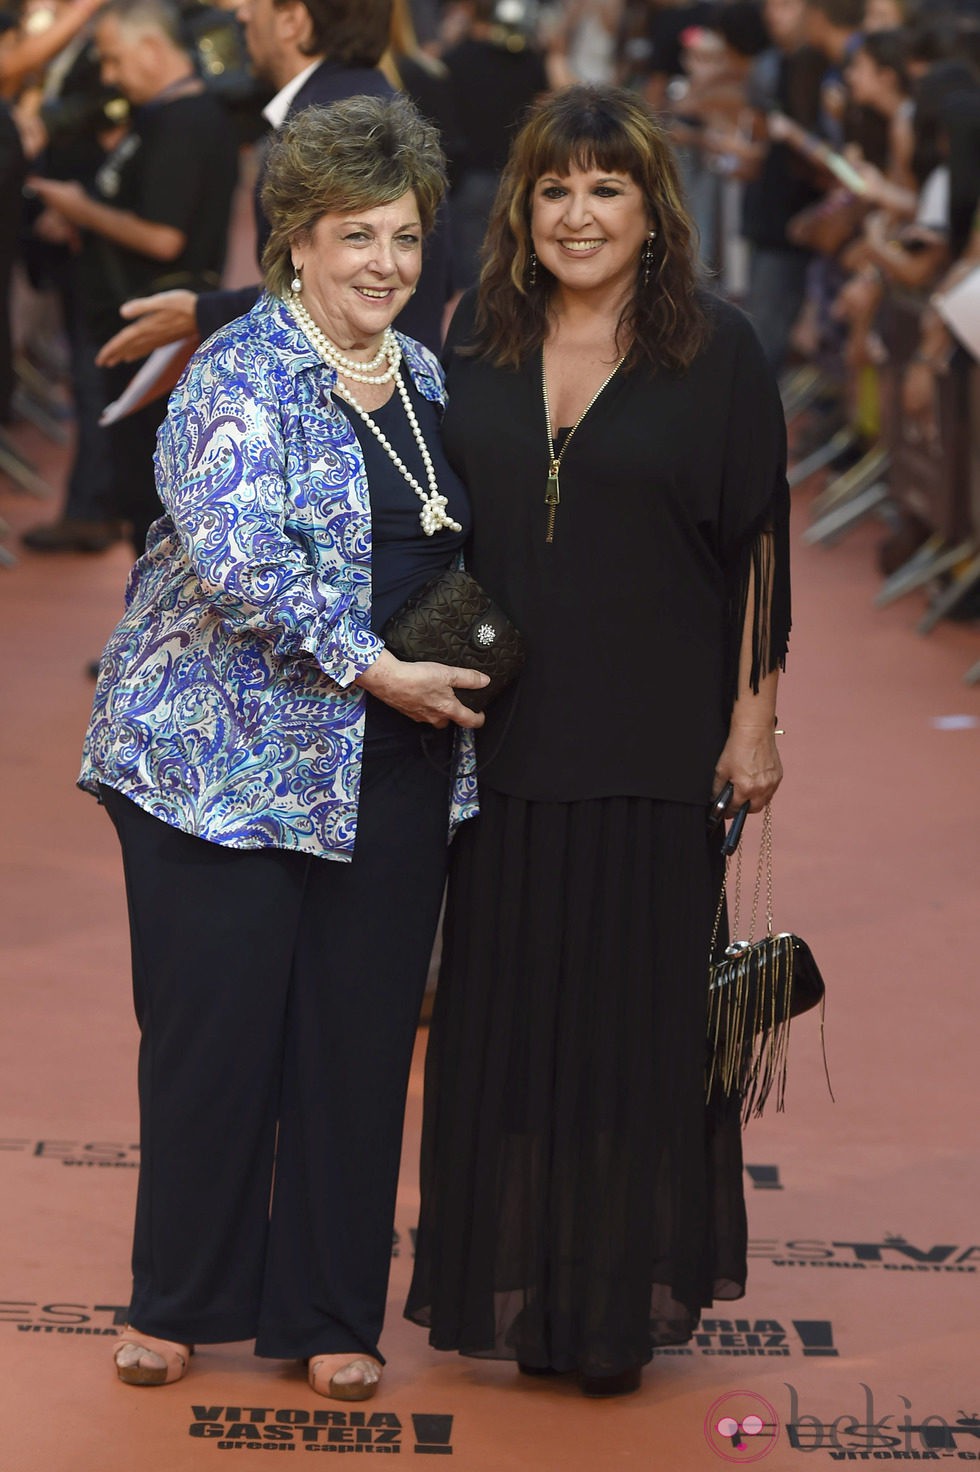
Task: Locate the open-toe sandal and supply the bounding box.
[308,1353,383,1401]
[114,1326,193,1386]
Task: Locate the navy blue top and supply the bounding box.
[335,372,470,632]
[336,370,471,741]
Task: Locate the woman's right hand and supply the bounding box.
[355,650,488,729]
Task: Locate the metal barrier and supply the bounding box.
[845,292,977,614]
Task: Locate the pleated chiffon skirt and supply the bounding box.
[405,789,747,1378]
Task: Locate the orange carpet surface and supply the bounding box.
[2,306,979,1467]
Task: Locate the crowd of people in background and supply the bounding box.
[2,0,980,623]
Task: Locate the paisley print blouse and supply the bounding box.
[78,293,478,859]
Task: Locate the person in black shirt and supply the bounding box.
[740,0,825,368]
[442,0,549,289]
[406,85,791,1398]
[27,0,238,551]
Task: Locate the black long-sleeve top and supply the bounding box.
[440,291,791,805]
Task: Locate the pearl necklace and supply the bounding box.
[287,298,462,537]
[289,293,400,383]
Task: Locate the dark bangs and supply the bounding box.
[475,85,707,376]
[523,94,650,186]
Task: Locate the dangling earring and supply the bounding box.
[527,251,538,288]
[642,231,657,288]
[290,266,302,294]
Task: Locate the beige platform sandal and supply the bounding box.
[308,1352,383,1401]
[114,1326,193,1385]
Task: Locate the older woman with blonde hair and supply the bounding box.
[406,85,791,1397]
[80,93,485,1400]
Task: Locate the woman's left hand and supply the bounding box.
[712,725,783,814]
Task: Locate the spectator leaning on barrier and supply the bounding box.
[25,0,238,553]
[802,0,865,144]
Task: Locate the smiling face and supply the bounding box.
[530,165,652,304]
[289,192,423,355]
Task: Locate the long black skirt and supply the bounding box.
[405,789,747,1377]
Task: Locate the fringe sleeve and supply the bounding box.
[720,316,792,708]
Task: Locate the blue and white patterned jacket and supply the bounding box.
[79,293,478,859]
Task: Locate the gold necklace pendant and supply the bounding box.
[541,352,623,544]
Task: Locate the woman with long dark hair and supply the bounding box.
[405,85,791,1397]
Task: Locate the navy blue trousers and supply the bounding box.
[100,724,451,1361]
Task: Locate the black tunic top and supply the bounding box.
[441,292,790,805]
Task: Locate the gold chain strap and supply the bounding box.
[710,802,774,955]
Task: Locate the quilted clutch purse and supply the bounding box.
[382,568,526,712]
[707,805,832,1122]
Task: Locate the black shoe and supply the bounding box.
[22,517,124,553]
[518,1362,564,1377]
[580,1364,643,1397]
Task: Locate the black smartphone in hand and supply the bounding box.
[707,782,733,830]
[720,803,750,856]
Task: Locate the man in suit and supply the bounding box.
[96,0,451,366]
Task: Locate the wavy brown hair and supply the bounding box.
[472,86,707,374]
[261,95,446,300]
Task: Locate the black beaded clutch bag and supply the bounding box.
[382,568,526,712]
[707,805,832,1122]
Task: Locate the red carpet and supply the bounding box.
[2,368,978,1468]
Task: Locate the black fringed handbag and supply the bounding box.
[707,804,833,1122]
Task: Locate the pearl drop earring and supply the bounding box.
[290,268,302,294]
